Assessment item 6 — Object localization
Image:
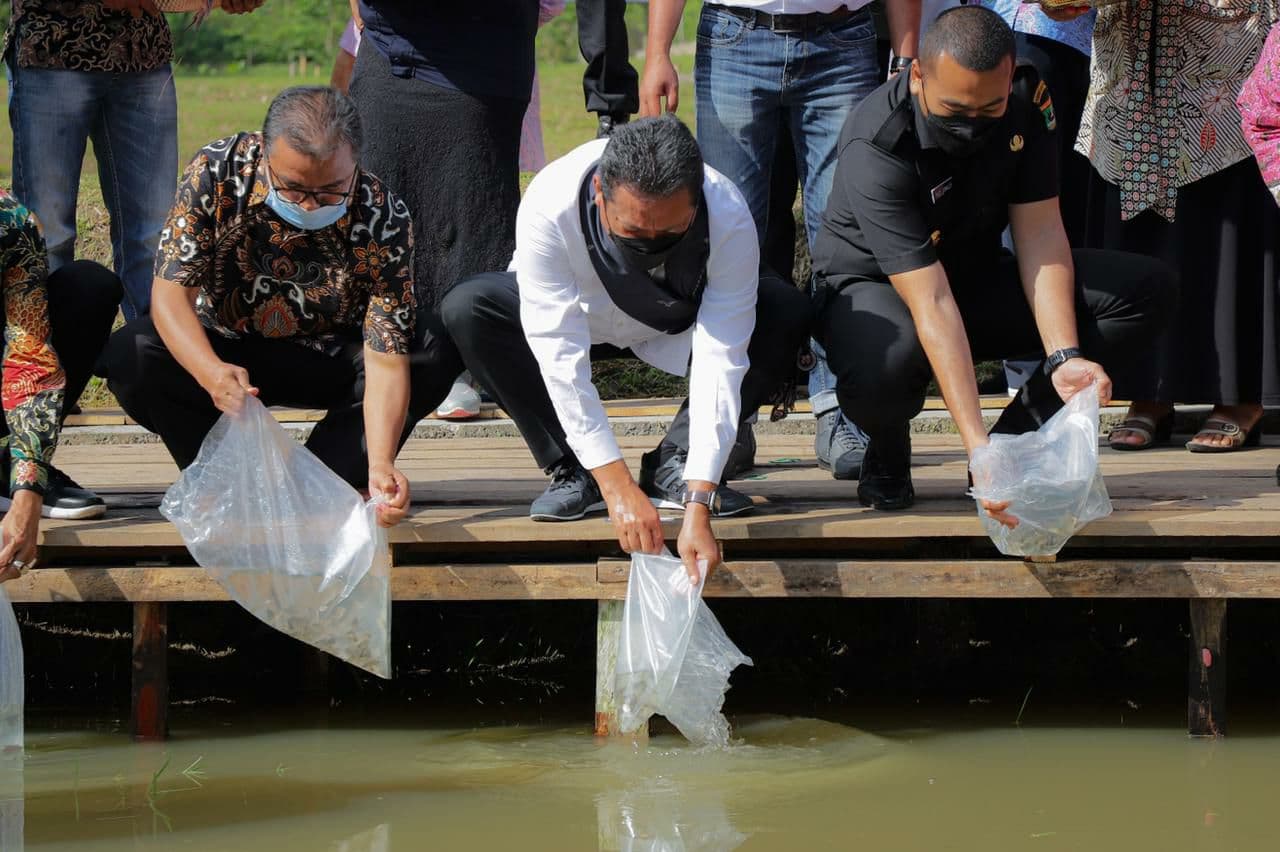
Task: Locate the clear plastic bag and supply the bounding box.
[969,384,1112,557]
[616,553,752,747]
[0,583,22,759]
[161,397,391,678]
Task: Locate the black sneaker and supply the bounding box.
[816,409,867,481]
[856,426,914,511]
[723,423,757,480]
[0,466,106,520]
[596,113,629,139]
[529,461,606,522]
[639,448,755,518]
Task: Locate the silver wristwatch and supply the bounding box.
[680,488,719,512]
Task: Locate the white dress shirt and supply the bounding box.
[714,1,874,15]
[512,139,760,486]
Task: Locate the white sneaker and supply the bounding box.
[435,380,482,420]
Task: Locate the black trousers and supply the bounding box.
[0,260,121,451]
[441,269,811,474]
[1015,33,1092,248]
[816,250,1178,444]
[577,0,639,118]
[98,316,463,488]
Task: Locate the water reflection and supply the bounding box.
[0,763,22,852]
[596,783,747,852]
[333,823,390,852]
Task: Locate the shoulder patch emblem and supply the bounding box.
[1034,80,1047,104]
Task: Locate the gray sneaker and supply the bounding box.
[529,462,606,522]
[638,449,755,517]
[815,409,868,481]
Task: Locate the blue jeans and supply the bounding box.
[9,64,178,320]
[694,5,878,417]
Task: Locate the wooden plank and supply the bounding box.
[130,603,168,742]
[11,559,1280,603]
[597,559,1280,599]
[595,600,634,738]
[1188,599,1227,737]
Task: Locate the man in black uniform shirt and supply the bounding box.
[811,6,1176,521]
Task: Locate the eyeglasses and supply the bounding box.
[266,161,360,207]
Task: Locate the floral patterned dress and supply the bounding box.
[0,192,65,496]
[1238,23,1280,204]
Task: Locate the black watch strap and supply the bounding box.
[889,56,914,74]
[1044,347,1084,375]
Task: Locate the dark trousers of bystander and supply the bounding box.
[97,316,463,489]
[817,250,1178,456]
[577,0,640,119]
[441,269,811,475]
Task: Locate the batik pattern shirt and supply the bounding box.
[1076,0,1277,221]
[155,133,416,356]
[3,0,173,73]
[0,193,65,497]
[1238,23,1280,205]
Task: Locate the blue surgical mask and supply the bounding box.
[264,183,348,231]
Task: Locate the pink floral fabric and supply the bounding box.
[1239,25,1280,205]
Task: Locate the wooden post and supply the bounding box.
[595,599,649,740]
[1188,599,1226,738]
[131,603,168,742]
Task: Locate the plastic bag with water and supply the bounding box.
[0,583,22,760]
[969,384,1112,557]
[161,396,391,677]
[616,553,752,747]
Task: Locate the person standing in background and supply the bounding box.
[4,0,264,320]
[1086,0,1278,452]
[348,2,537,367]
[578,0,640,137]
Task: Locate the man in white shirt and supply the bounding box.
[641,0,920,483]
[443,116,810,579]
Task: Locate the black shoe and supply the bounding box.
[856,428,914,511]
[639,448,755,517]
[815,409,867,481]
[596,113,629,139]
[529,461,606,522]
[0,466,106,520]
[723,423,757,480]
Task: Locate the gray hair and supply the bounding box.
[598,114,703,203]
[262,86,363,161]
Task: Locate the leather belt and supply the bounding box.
[706,3,858,33]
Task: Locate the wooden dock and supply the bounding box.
[6,427,1278,741]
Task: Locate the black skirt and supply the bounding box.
[350,45,527,328]
[1085,158,1280,407]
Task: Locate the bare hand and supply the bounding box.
[979,497,1020,530]
[605,480,665,556]
[1051,358,1112,406]
[102,0,161,17]
[1040,3,1091,21]
[0,490,41,582]
[639,53,680,116]
[368,462,410,528]
[676,505,720,585]
[200,361,258,415]
[969,444,1020,530]
[221,0,267,14]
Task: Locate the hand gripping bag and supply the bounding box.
[615,552,751,747]
[161,397,391,677]
[969,384,1113,557]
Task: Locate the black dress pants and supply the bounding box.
[0,260,122,454]
[98,316,463,488]
[441,268,811,474]
[577,0,640,118]
[816,250,1178,446]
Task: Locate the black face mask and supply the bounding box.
[611,230,686,271]
[920,82,1007,157]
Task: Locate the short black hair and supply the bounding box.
[598,114,703,202]
[920,6,1016,73]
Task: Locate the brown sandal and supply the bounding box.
[1108,413,1173,451]
[1186,417,1263,453]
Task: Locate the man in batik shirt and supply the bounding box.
[0,193,122,582]
[99,86,464,528]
